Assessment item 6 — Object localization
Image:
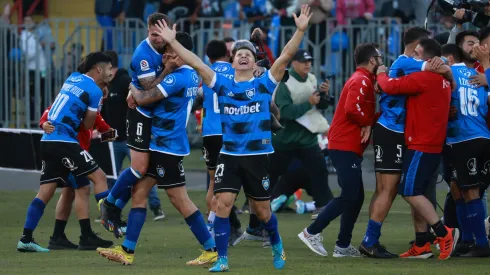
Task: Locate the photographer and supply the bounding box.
[444,0,490,43]
[269,49,333,219]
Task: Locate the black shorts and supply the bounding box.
[373,123,405,173]
[40,141,99,187]
[450,138,490,191]
[146,151,186,189]
[399,149,441,196]
[202,135,223,170]
[126,108,151,152]
[213,154,270,201]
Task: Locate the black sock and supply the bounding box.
[229,206,242,229]
[415,232,428,247]
[53,219,67,238]
[22,228,33,242]
[122,245,134,254]
[431,220,448,238]
[249,214,260,229]
[79,219,93,237]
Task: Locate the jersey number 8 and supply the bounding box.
[459,87,480,117]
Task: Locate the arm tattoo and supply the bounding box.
[133,69,173,105]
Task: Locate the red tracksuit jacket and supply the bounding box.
[377,71,451,153]
[328,67,376,156]
[39,106,111,151]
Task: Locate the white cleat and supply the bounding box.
[333,245,362,258]
[297,228,328,256]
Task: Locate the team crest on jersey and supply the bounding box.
[375,145,383,162]
[191,72,199,85]
[163,75,176,86]
[140,60,150,72]
[482,160,490,175]
[178,160,185,176]
[467,158,477,175]
[215,65,230,73]
[62,158,78,171]
[157,165,165,177]
[457,67,471,78]
[69,76,83,83]
[245,88,255,99]
[262,177,270,190]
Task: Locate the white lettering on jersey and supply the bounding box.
[61,84,84,97]
[186,87,198,97]
[223,103,261,115]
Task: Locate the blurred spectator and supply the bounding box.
[269,0,299,56]
[377,0,415,23]
[144,0,161,21]
[300,0,333,65]
[63,43,84,77]
[336,0,375,25]
[95,0,125,50]
[159,0,199,33]
[200,0,223,17]
[20,16,47,126]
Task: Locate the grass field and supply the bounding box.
[1,190,489,275]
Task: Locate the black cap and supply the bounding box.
[293,49,313,62]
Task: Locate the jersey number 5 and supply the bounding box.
[48,94,70,120]
[459,87,480,117]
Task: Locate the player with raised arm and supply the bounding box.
[151,5,312,272]
[96,32,218,266]
[17,52,116,252]
[100,13,171,235]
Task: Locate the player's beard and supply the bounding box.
[373,59,383,74]
[463,50,477,63]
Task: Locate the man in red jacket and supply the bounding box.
[298,43,379,257]
[375,38,459,260]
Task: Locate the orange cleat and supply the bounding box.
[399,242,433,259]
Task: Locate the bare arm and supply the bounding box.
[270,5,312,82]
[131,67,176,106]
[82,110,98,131]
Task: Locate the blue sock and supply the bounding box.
[214,217,230,258]
[185,210,215,251]
[95,190,109,203]
[261,213,280,246]
[466,199,487,247]
[24,198,46,231]
[122,207,147,252]
[115,187,132,210]
[455,199,473,242]
[362,219,382,248]
[109,168,141,203]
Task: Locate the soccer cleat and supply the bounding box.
[152,208,166,221]
[243,227,264,241]
[399,242,434,259]
[460,245,490,257]
[120,220,127,235]
[17,239,49,252]
[47,234,78,250]
[453,241,474,257]
[359,242,398,258]
[209,257,229,272]
[229,227,244,247]
[78,232,113,250]
[97,246,134,265]
[186,249,218,266]
[98,199,123,238]
[435,227,459,260]
[295,200,306,214]
[311,206,325,220]
[271,195,287,213]
[333,245,362,258]
[297,228,327,256]
[271,239,286,269]
[240,201,249,214]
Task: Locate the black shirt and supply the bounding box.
[101,68,131,141]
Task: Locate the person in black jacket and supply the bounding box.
[101,51,166,221]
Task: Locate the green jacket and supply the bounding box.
[272,69,318,150]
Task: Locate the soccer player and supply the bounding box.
[100,13,171,234]
[149,5,312,271]
[17,52,115,252]
[200,39,244,244]
[359,27,432,258]
[444,35,490,257]
[376,38,459,260]
[298,43,379,258]
[97,32,218,266]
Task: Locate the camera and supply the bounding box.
[317,91,335,110]
[438,0,490,28]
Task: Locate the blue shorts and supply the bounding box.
[399,149,441,196]
[66,173,90,189]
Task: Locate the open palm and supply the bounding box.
[293,5,312,32]
[155,19,177,44]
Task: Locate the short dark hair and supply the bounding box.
[77,58,86,73]
[419,38,442,58]
[354,43,379,66]
[434,32,450,46]
[403,27,431,46]
[223,37,235,43]
[479,27,490,42]
[147,13,171,27]
[206,40,228,61]
[455,30,479,47]
[104,50,118,67]
[83,52,112,72]
[176,32,193,51]
[441,43,463,63]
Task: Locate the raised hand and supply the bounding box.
[293,5,312,32]
[155,19,177,44]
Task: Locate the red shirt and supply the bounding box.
[336,0,375,25]
[328,67,376,156]
[39,106,111,151]
[377,71,451,153]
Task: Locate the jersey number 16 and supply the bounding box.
[459,87,480,117]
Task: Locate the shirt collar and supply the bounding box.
[145,38,160,55]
